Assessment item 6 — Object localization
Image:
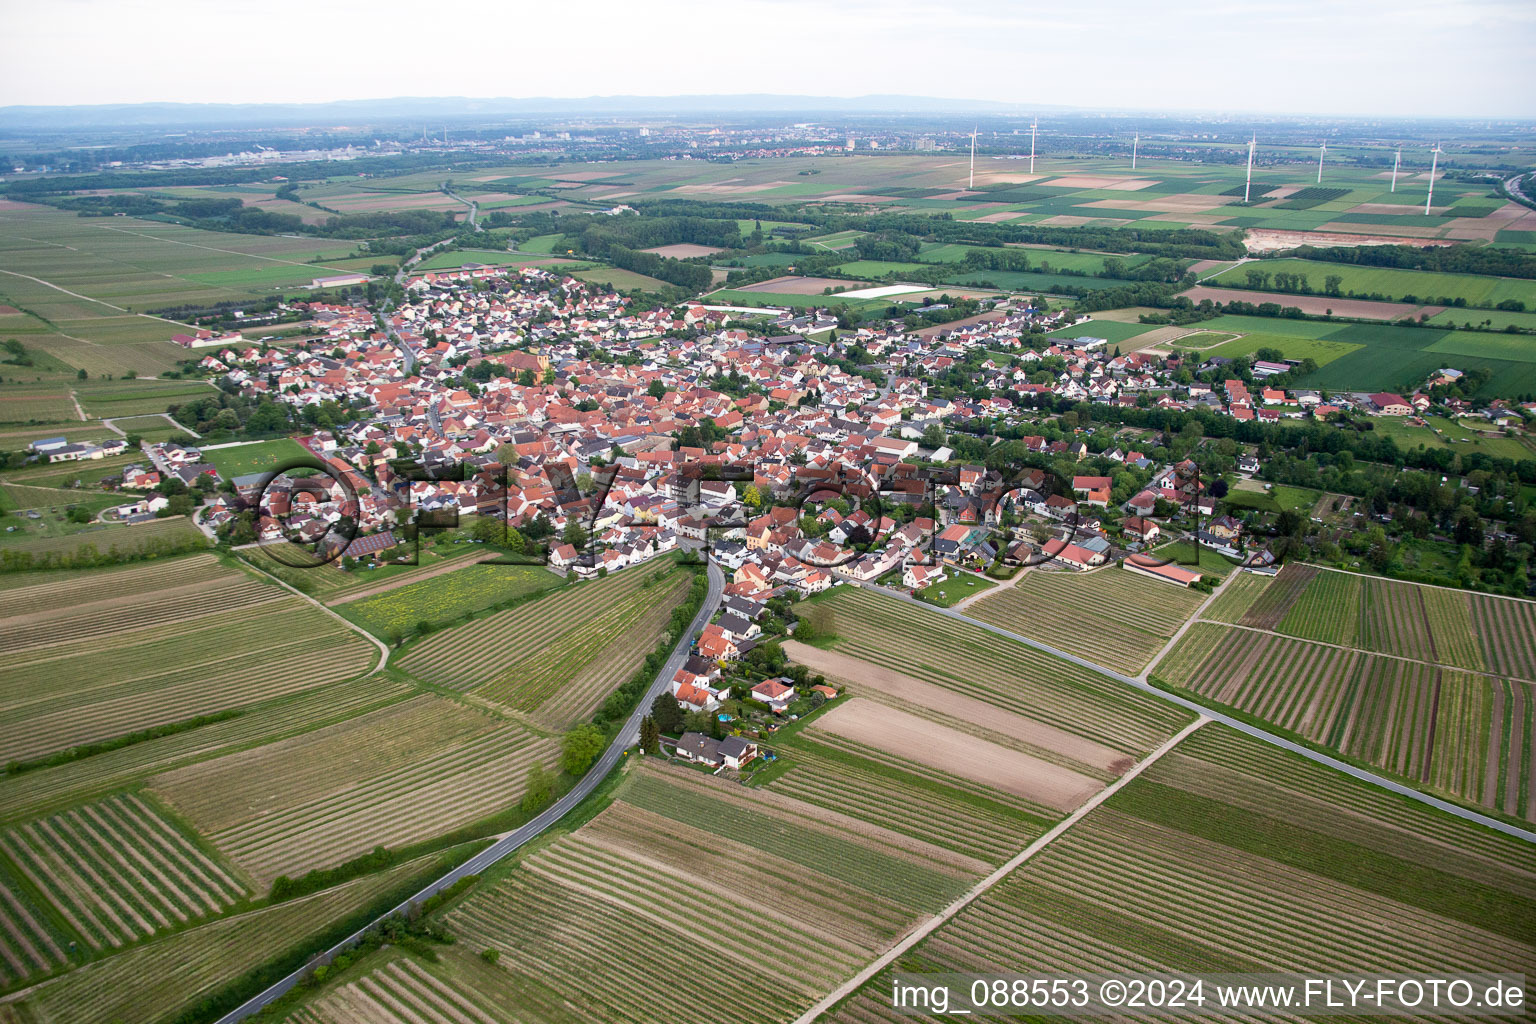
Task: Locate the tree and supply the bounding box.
[561,724,604,776]
[562,520,588,548]
[921,423,947,450]
[639,715,660,755]
[1210,479,1229,499]
[471,515,505,545]
[650,692,684,735]
[741,483,762,510]
[521,763,554,813]
[647,380,667,398]
[494,443,518,467]
[77,368,88,380]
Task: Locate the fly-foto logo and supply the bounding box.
[247,449,1255,576]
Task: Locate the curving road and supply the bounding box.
[851,579,1536,845]
[213,558,724,1023]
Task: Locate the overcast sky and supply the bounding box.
[2,0,1533,118]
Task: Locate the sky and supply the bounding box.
[2,0,1534,119]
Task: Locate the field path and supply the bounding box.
[237,554,389,674]
[1142,567,1241,680]
[791,716,1211,1024]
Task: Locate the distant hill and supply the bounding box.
[0,94,1028,131]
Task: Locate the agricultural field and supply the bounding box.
[1187,314,1536,399]
[1,852,448,1024]
[334,562,563,639]
[1209,256,1536,310]
[0,792,250,969]
[202,438,313,479]
[1241,563,1536,678]
[149,694,558,886]
[808,586,1192,758]
[1045,317,1163,346]
[347,763,980,1024]
[1150,566,1536,820]
[0,513,206,563]
[968,566,1207,674]
[0,553,376,763]
[399,562,694,727]
[0,202,365,377]
[821,723,1536,1024]
[72,379,213,419]
[570,266,672,292]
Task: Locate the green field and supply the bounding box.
[1045,318,1162,346]
[0,203,368,380]
[1188,315,1536,398]
[571,267,672,292]
[202,438,313,479]
[1370,415,1535,462]
[703,289,891,314]
[335,563,564,639]
[833,260,931,278]
[1213,257,1536,310]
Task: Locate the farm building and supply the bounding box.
[1123,554,1202,588]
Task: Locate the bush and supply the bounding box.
[481,948,501,964]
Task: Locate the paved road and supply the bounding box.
[852,579,1536,845]
[213,558,723,1024]
[444,184,481,231]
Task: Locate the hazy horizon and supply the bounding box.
[3,0,1534,120]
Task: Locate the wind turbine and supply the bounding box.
[1425,142,1442,215]
[1029,118,1038,174]
[1243,133,1256,203]
[968,126,977,190]
[1390,147,1401,192]
[1132,132,1139,170]
[1316,140,1327,183]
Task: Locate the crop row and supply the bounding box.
[1255,566,1536,681]
[8,856,438,1024]
[1200,571,1271,624]
[1276,569,1360,646]
[2,608,375,764]
[529,580,689,729]
[767,741,1044,865]
[212,726,556,886]
[1167,625,1534,818]
[400,563,672,689]
[0,678,415,828]
[824,587,1190,755]
[0,858,69,988]
[289,958,502,1024]
[623,768,969,911]
[1430,673,1533,820]
[1170,724,1536,879]
[0,794,248,954]
[969,568,1203,675]
[1237,562,1316,629]
[0,575,283,655]
[479,573,688,716]
[0,553,226,620]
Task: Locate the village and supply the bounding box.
[25,259,1521,592]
